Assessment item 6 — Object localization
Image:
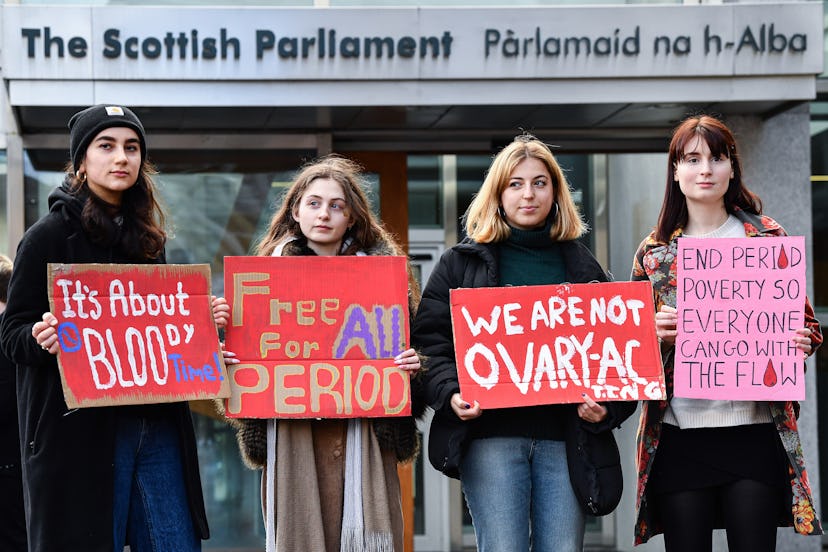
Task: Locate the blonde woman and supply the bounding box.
[412,135,635,551]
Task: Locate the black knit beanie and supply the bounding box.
[68,105,147,172]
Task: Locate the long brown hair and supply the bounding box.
[64,159,167,261]
[654,115,762,243]
[256,155,402,257]
[464,134,586,243]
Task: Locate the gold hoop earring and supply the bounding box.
[76,171,87,183]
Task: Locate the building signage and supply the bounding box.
[0,4,821,81]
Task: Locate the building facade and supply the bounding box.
[0,1,825,551]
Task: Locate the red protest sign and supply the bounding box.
[451,281,665,408]
[47,263,229,409]
[223,255,411,419]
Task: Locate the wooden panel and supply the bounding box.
[349,151,409,251]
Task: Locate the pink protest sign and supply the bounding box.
[675,236,807,400]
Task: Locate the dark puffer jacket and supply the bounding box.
[1,182,209,552]
[228,236,426,468]
[412,238,636,478]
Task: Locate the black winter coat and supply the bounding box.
[412,238,637,478]
[0,183,209,552]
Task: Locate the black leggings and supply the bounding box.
[657,479,782,552]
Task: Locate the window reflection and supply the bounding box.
[810,123,828,309]
[192,412,265,547]
[0,151,7,254]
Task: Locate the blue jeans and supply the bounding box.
[112,415,200,552]
[460,437,585,552]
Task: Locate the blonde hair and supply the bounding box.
[0,253,12,303]
[464,135,586,243]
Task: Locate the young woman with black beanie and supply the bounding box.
[1,104,225,552]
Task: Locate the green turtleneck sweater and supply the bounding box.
[472,225,570,442]
[497,226,566,286]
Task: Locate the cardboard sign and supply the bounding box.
[223,255,411,419]
[451,281,665,408]
[47,263,229,408]
[675,236,807,400]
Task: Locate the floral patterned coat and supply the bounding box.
[631,209,823,545]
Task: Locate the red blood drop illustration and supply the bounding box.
[777,246,788,269]
[763,360,777,387]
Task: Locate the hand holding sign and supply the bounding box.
[394,348,421,372]
[450,392,482,420]
[577,393,608,423]
[655,305,678,345]
[792,327,814,358]
[212,295,231,329]
[32,312,59,354]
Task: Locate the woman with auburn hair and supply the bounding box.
[223,154,425,552]
[413,134,636,551]
[632,114,822,551]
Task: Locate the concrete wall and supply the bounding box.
[732,106,821,552]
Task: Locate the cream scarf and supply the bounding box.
[264,237,395,552]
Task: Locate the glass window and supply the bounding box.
[160,170,296,296]
[824,0,828,77]
[816,327,828,527]
[813,178,828,308]
[810,109,828,530]
[17,0,311,5]
[408,156,442,228]
[412,430,425,534]
[810,121,828,309]
[456,154,492,241]
[330,0,679,5]
[192,413,265,547]
[0,151,7,256]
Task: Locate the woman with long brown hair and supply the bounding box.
[1,105,217,551]
[226,155,424,552]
